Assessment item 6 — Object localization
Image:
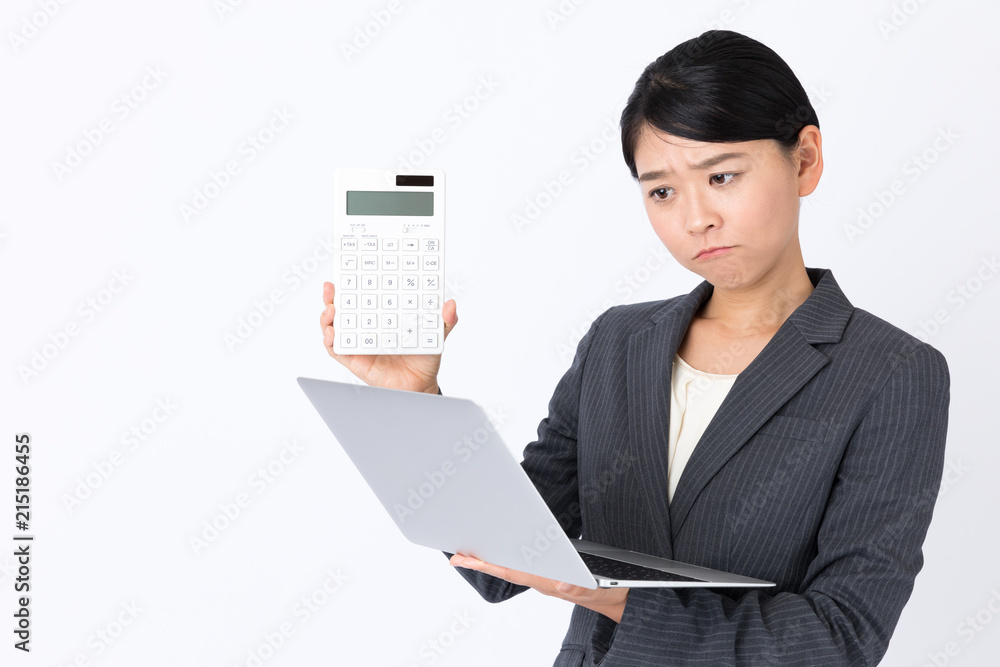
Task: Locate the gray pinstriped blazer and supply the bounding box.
[450,267,950,666]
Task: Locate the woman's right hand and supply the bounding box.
[319,281,458,394]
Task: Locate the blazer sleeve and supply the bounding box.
[590,342,951,666]
[444,311,608,602]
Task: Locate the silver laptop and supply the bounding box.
[297,377,774,590]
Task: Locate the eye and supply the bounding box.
[710,172,738,186]
[649,186,674,201]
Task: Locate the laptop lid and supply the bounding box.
[297,377,599,588]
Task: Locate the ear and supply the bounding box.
[794,125,823,197]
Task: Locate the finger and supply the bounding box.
[320,302,336,334]
[450,554,480,567]
[556,581,581,595]
[450,554,492,573]
[323,324,337,357]
[442,298,458,341]
[323,328,355,370]
[320,283,336,334]
[450,555,522,585]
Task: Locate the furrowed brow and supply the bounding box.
[638,152,749,183]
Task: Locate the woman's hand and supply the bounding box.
[449,554,629,623]
[320,281,458,394]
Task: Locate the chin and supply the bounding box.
[703,266,746,290]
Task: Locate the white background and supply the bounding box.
[2,1,999,665]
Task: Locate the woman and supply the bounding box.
[319,30,949,666]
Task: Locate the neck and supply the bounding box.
[699,263,815,337]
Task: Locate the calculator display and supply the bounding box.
[346,191,433,216]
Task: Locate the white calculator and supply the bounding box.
[333,168,445,355]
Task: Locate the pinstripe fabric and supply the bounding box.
[449,268,950,666]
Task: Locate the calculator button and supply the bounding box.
[422,313,439,329]
[424,294,439,310]
[340,293,357,309]
[403,296,418,310]
[382,255,398,271]
[362,255,378,270]
[361,275,377,289]
[361,314,378,329]
[361,239,379,251]
[381,333,398,348]
[339,332,357,348]
[381,294,397,309]
[361,333,378,349]
[401,314,419,348]
[423,256,440,270]
[381,275,397,289]
[423,239,439,252]
[383,314,397,329]
[341,239,358,251]
[402,255,419,271]
[382,238,398,251]
[403,275,419,290]
[361,294,378,309]
[342,274,357,289]
[340,313,357,329]
[423,276,439,290]
[421,332,439,349]
[403,239,419,251]
[341,255,357,270]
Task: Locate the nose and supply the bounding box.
[683,191,722,233]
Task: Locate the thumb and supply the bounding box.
[442,299,458,341]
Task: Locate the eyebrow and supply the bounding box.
[637,152,750,183]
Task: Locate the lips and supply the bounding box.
[695,246,732,259]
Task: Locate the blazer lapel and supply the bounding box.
[668,268,855,541]
[626,280,714,558]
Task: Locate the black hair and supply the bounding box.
[620,30,819,179]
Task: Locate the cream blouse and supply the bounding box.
[667,354,739,504]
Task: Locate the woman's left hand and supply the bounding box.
[449,554,629,623]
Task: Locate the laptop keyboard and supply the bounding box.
[578,551,702,583]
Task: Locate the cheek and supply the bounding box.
[645,205,690,264]
[739,177,800,244]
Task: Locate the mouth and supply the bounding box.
[695,246,733,260]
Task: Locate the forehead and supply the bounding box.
[633,123,775,176]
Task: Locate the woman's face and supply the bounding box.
[632,123,821,291]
